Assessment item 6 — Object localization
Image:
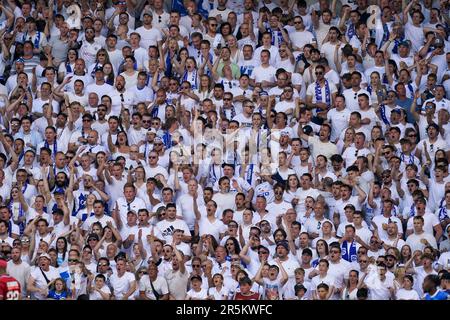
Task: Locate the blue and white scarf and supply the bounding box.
[379,104,390,125]
[23,31,41,49]
[347,23,356,41]
[267,27,283,46]
[400,153,415,165]
[182,69,198,89]
[380,23,390,47]
[438,206,450,222]
[165,53,174,77]
[44,140,58,160]
[209,164,223,185]
[341,240,358,263]
[162,131,173,149]
[314,79,331,112]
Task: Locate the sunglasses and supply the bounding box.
[68,259,79,263]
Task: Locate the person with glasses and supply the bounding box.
[135,12,162,50]
[96,256,112,278]
[290,15,316,52]
[78,27,102,67]
[68,113,93,151]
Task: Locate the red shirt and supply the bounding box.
[233,291,260,300]
[0,275,21,300]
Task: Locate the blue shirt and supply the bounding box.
[48,290,69,300]
[424,290,448,300]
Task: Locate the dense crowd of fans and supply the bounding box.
[0,0,450,300]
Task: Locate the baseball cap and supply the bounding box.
[52,208,64,216]
[147,128,157,135]
[190,275,202,282]
[53,188,65,195]
[398,41,410,47]
[82,113,94,121]
[38,253,51,261]
[222,163,235,170]
[302,125,313,135]
[153,137,163,143]
[434,37,444,47]
[94,65,104,73]
[16,58,25,64]
[276,240,289,251]
[0,259,7,268]
[427,123,439,131]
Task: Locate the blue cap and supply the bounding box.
[16,57,25,63]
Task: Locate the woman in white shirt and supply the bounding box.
[193,74,213,102]
[341,269,360,300]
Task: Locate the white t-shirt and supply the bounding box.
[395,288,420,300]
[138,275,169,300]
[135,26,162,49]
[289,30,316,49]
[186,288,208,300]
[89,285,111,300]
[29,266,60,300]
[109,271,136,300]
